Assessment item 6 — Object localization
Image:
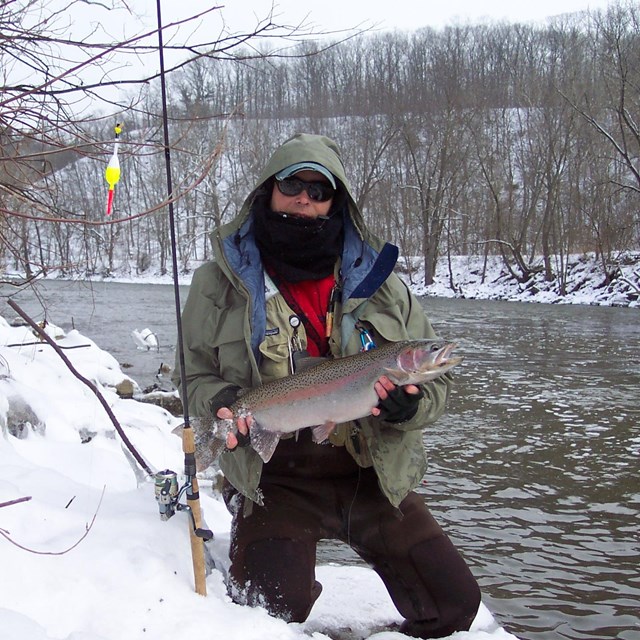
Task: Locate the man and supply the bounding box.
[178,133,481,638]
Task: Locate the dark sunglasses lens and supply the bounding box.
[306,183,334,202]
[277,178,304,196]
[277,178,334,202]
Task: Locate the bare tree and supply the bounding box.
[0,0,345,283]
[565,2,640,193]
[1,3,637,290]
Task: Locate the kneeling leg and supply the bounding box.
[349,490,480,638]
[391,534,481,638]
[228,537,322,623]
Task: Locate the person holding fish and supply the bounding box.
[177,133,481,638]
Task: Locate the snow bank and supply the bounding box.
[401,252,639,307]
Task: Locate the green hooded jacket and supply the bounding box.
[177,133,452,508]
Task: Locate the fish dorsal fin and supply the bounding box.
[294,355,329,373]
[250,421,282,463]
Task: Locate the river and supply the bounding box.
[2,280,639,640]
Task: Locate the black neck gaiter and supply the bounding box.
[253,199,344,282]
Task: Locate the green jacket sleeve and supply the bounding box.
[174,263,254,417]
[354,273,453,433]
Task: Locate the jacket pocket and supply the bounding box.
[258,329,291,382]
[258,294,307,383]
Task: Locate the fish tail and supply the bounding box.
[196,436,227,472]
[173,417,232,471]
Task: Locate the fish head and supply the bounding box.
[392,340,463,383]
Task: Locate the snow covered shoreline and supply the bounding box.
[404,252,639,308]
[7,252,637,308]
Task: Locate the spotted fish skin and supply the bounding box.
[183,339,462,467]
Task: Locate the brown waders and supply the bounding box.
[224,429,481,639]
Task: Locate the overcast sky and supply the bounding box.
[159,0,615,35]
[131,0,617,77]
[42,0,617,109]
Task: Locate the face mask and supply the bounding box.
[253,203,344,282]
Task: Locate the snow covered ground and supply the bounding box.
[0,321,517,639]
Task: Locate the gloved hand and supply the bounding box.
[376,385,425,423]
[210,384,242,416]
[210,385,251,449]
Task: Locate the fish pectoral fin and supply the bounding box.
[311,421,336,444]
[383,367,411,385]
[250,422,281,464]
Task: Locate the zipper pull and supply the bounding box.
[325,284,342,338]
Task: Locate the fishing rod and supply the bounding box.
[152,0,212,596]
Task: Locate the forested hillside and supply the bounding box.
[1,1,638,292]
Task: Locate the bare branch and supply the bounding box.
[0,487,104,555]
[7,300,153,476]
[0,496,32,509]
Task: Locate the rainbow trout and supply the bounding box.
[182,339,461,468]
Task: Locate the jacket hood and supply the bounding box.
[228,133,371,242]
[255,133,348,194]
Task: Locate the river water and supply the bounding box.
[2,280,639,640]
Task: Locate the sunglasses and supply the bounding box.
[276,177,336,202]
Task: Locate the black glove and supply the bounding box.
[376,386,425,423]
[234,429,252,448]
[209,385,242,417]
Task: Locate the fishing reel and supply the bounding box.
[153,469,213,541]
[154,469,180,520]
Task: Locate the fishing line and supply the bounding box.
[154,4,188,415]
[154,0,212,596]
